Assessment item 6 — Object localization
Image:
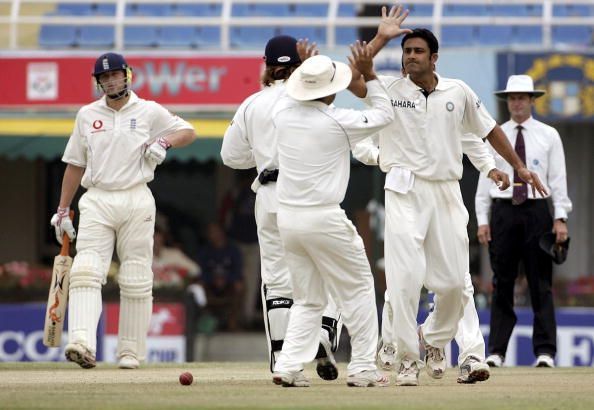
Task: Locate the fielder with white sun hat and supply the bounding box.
[271,41,394,388]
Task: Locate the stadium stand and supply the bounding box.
[1,0,592,50]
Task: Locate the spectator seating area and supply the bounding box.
[35,2,594,49]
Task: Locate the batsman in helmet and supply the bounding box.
[50,52,196,369]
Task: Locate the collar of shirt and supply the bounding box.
[98,90,139,111]
[405,72,445,93]
[509,115,535,130]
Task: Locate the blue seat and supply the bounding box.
[513,26,542,44]
[94,4,116,15]
[78,25,115,48]
[443,5,488,16]
[553,5,593,17]
[56,3,92,15]
[171,3,222,16]
[406,4,433,17]
[126,4,171,16]
[291,4,328,17]
[39,24,78,48]
[336,27,357,45]
[230,26,277,48]
[478,25,512,46]
[195,26,220,48]
[337,4,357,17]
[441,26,476,47]
[232,4,289,17]
[552,26,592,45]
[159,26,194,48]
[492,5,542,17]
[124,26,159,47]
[279,26,326,45]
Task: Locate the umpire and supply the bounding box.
[475,75,572,368]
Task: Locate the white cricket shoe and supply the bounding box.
[457,355,490,384]
[395,358,420,386]
[347,369,390,387]
[485,354,504,368]
[418,327,446,379]
[272,370,310,387]
[118,354,140,369]
[65,343,96,369]
[316,331,338,381]
[534,354,555,368]
[377,340,397,371]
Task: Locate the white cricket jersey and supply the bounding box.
[62,91,193,190]
[274,80,393,207]
[378,73,496,181]
[220,81,286,209]
[475,116,572,225]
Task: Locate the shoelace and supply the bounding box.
[383,345,396,355]
[427,346,444,362]
[399,361,418,376]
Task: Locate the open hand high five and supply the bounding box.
[377,5,412,41]
[348,41,376,81]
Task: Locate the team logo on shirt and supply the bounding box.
[446,102,455,112]
[476,99,482,109]
[391,99,416,109]
[533,159,540,166]
[130,118,137,130]
[92,120,103,129]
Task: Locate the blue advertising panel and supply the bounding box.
[497,52,594,122]
[418,307,594,367]
[0,303,103,362]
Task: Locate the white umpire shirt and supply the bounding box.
[63,91,193,191]
[220,81,286,211]
[475,116,572,225]
[273,79,393,207]
[378,73,496,182]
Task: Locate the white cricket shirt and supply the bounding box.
[63,92,193,190]
[273,80,393,207]
[378,73,496,181]
[220,81,286,209]
[475,116,572,224]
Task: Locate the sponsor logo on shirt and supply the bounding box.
[362,115,368,123]
[144,215,153,222]
[91,119,106,134]
[391,99,416,109]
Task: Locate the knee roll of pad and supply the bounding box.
[70,250,105,289]
[118,260,153,298]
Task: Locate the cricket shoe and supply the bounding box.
[457,356,490,384]
[347,370,390,387]
[272,371,310,387]
[315,332,338,380]
[65,343,96,369]
[534,354,555,368]
[377,339,397,371]
[118,354,140,369]
[395,358,420,386]
[418,327,446,379]
[485,354,504,368]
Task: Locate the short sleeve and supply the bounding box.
[149,103,194,142]
[62,113,87,167]
[460,82,496,139]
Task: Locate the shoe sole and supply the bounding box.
[316,362,338,381]
[65,349,96,369]
[272,375,310,387]
[457,368,490,384]
[395,380,419,386]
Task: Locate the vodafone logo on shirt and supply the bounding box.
[92,120,103,129]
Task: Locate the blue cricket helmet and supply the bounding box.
[92,52,128,78]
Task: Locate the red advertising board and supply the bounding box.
[105,302,185,336]
[0,55,263,108]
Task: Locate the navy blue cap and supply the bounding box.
[92,52,128,78]
[264,35,300,67]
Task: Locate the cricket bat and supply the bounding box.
[43,211,74,347]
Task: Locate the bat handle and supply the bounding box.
[60,210,75,256]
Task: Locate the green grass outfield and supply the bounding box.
[1,362,593,410]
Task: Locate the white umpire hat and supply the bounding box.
[494,74,546,99]
[286,55,351,101]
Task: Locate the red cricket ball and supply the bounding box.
[179,371,193,386]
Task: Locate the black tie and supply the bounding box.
[512,125,528,205]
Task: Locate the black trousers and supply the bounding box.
[488,199,556,358]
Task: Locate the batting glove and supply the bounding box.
[144,137,171,165]
[50,206,76,245]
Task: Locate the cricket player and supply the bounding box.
[354,132,505,384]
[270,39,398,388]
[221,35,342,380]
[349,7,547,386]
[50,52,196,369]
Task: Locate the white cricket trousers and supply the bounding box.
[381,271,485,364]
[384,178,469,364]
[274,205,378,376]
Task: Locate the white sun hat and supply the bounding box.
[494,74,546,99]
[286,55,352,101]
